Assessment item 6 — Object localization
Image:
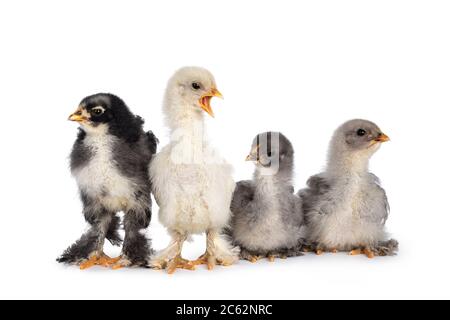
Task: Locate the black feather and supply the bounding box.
[58,93,158,267]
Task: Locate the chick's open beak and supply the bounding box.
[199,88,223,118]
[246,146,259,161]
[68,107,87,122]
[375,133,390,143]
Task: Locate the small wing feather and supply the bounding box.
[297,173,332,223]
[146,130,159,155]
[230,180,255,213]
[363,174,390,225]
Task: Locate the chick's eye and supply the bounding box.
[192,82,201,90]
[92,107,105,116]
[357,129,367,136]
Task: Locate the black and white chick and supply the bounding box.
[298,119,398,258]
[57,93,158,269]
[229,132,304,263]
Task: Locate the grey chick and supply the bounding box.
[298,119,398,258]
[229,132,304,263]
[57,93,158,269]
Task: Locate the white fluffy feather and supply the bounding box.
[150,67,237,264]
[73,124,139,212]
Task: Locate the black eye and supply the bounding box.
[357,129,367,136]
[91,107,105,116]
[192,82,201,90]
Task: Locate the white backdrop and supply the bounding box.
[0,0,449,300]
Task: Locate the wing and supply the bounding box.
[297,173,333,222]
[287,193,304,227]
[70,129,92,171]
[149,151,169,208]
[230,180,255,213]
[361,174,390,225]
[146,130,159,155]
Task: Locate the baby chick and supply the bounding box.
[298,119,398,258]
[150,67,239,274]
[57,93,158,269]
[229,132,304,262]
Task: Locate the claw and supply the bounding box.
[192,254,215,270]
[246,255,261,263]
[364,248,375,259]
[349,249,362,256]
[167,255,196,274]
[112,264,124,270]
[79,254,118,270]
[150,260,166,270]
[79,256,98,270]
[193,252,233,270]
[110,256,132,270]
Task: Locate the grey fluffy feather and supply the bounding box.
[298,119,398,256]
[229,132,304,260]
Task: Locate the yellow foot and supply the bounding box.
[316,249,324,255]
[331,248,338,254]
[349,249,362,256]
[167,255,196,275]
[364,248,375,259]
[193,253,234,270]
[268,255,276,262]
[79,254,118,270]
[110,256,132,270]
[245,255,261,263]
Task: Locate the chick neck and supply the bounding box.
[326,142,372,180]
[165,94,210,164]
[253,159,294,195]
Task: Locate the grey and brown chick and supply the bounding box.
[298,119,398,258]
[57,93,158,269]
[229,132,304,262]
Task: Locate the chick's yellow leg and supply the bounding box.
[150,232,196,274]
[192,231,236,270]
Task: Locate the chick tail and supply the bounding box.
[374,239,399,256]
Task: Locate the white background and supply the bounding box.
[0,0,449,300]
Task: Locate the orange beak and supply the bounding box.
[199,88,223,118]
[375,133,390,143]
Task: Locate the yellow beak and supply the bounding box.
[199,88,223,118]
[68,107,87,122]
